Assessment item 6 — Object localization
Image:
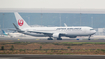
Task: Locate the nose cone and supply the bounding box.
[92,30,96,34]
[94,30,96,33]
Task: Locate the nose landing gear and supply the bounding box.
[88,35,91,40]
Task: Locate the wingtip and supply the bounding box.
[13,23,18,30]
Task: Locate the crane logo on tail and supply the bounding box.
[18,19,24,26]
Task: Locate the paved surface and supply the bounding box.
[0,54,105,59]
[0,36,105,43]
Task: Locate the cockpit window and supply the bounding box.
[90,29,94,30]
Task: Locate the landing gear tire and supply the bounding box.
[88,39,90,40]
[57,38,62,40]
[47,38,53,40]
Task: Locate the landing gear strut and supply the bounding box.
[88,35,91,40]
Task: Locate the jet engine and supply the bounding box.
[53,33,60,38]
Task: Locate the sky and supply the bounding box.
[0,0,105,13]
[0,0,105,9]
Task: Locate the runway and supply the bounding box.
[0,54,105,59]
[0,36,105,42]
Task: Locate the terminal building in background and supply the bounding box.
[95,28,105,35]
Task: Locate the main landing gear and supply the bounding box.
[88,35,91,40]
[57,38,62,40]
[47,37,62,40]
[47,35,62,40]
[57,35,62,40]
[47,37,53,40]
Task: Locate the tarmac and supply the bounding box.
[0,54,105,59]
[0,36,105,42]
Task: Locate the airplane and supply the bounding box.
[1,30,25,37]
[13,12,96,40]
[2,30,8,36]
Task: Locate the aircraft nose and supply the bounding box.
[91,30,96,34]
[93,30,96,34]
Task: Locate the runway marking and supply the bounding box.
[36,39,39,40]
[18,39,20,40]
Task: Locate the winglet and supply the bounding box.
[13,23,21,31]
[13,23,24,33]
[64,23,67,27]
[13,23,19,30]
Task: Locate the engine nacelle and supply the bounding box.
[53,33,60,38]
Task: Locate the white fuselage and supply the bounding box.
[20,26,96,37]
